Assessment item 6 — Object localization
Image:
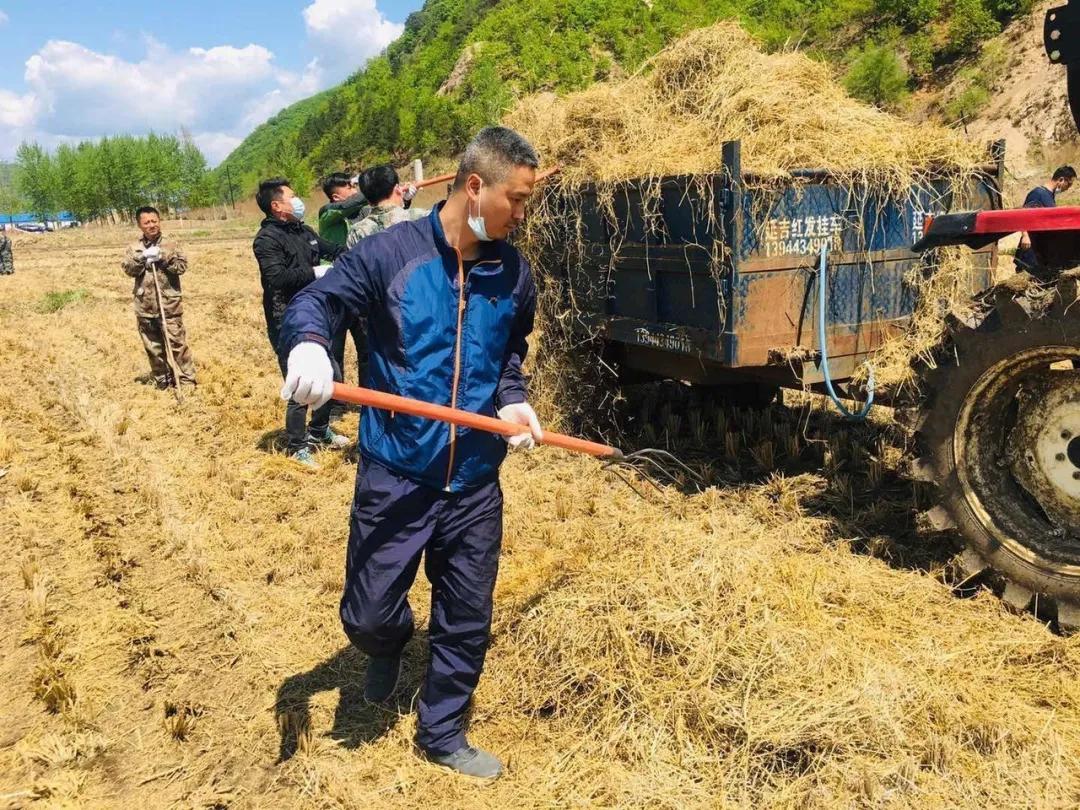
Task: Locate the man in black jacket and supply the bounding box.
[253,177,350,467]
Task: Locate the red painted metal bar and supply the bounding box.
[968,206,1080,234]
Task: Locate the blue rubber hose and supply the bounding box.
[817,243,875,420]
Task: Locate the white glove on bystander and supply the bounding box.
[401,184,418,202]
[142,245,161,262]
[497,402,543,451]
[281,342,335,408]
[314,263,333,280]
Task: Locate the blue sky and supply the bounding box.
[0,1,425,164]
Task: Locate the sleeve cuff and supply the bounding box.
[293,332,331,352]
[496,390,526,408]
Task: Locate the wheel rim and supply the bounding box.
[954,346,1080,574]
[1008,372,1080,536]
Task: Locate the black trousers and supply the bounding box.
[332,319,368,385]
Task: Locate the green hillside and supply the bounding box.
[216,0,1032,192]
[215,91,331,187]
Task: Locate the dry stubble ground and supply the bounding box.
[1,220,1080,808]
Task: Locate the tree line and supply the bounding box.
[10,132,238,223]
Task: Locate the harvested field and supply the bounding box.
[2,220,1080,809]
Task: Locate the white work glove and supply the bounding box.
[142,245,161,262]
[401,184,418,202]
[497,402,543,451]
[314,263,332,280]
[280,342,335,408]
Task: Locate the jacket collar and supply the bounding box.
[261,216,305,233]
[428,201,502,267]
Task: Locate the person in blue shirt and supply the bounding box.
[277,127,543,779]
[1015,165,1076,272]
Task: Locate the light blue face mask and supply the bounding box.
[467,182,493,242]
[290,196,306,220]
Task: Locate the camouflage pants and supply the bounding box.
[137,315,196,387]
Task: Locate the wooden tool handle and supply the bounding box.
[413,172,457,190]
[331,382,619,460]
[412,166,561,190]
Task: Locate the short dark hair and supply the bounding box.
[322,171,353,199]
[256,177,290,216]
[1053,166,1077,181]
[454,126,539,189]
[359,164,399,205]
[135,206,160,222]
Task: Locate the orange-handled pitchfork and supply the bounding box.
[330,382,701,493]
[332,382,620,459]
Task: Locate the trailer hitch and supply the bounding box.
[1046,2,1080,132]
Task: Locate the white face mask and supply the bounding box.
[467,182,493,242]
[290,196,306,220]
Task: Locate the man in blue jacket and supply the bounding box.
[278,127,543,779]
[1015,165,1076,274]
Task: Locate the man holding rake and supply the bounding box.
[121,206,196,389]
[278,127,543,779]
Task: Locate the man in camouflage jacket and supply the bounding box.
[0,231,12,275]
[121,206,196,388]
[346,165,427,248]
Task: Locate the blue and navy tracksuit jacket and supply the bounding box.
[278,203,536,493]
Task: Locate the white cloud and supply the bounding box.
[0,2,404,166]
[0,38,313,165]
[24,39,279,137]
[303,0,404,83]
[0,11,9,26]
[0,89,37,129]
[190,132,244,165]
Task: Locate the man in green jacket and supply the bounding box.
[317,172,369,246]
[317,172,370,382]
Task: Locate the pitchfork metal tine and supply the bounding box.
[626,454,682,487]
[626,448,704,486]
[599,446,705,497]
[602,462,666,498]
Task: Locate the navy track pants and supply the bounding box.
[340,458,503,755]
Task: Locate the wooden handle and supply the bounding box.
[412,166,561,191]
[536,165,561,182]
[331,382,619,460]
[413,172,457,190]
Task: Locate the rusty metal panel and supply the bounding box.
[730,258,915,368]
[543,143,1001,384]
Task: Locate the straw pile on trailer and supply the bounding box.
[505,21,994,410]
[506,22,985,191]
